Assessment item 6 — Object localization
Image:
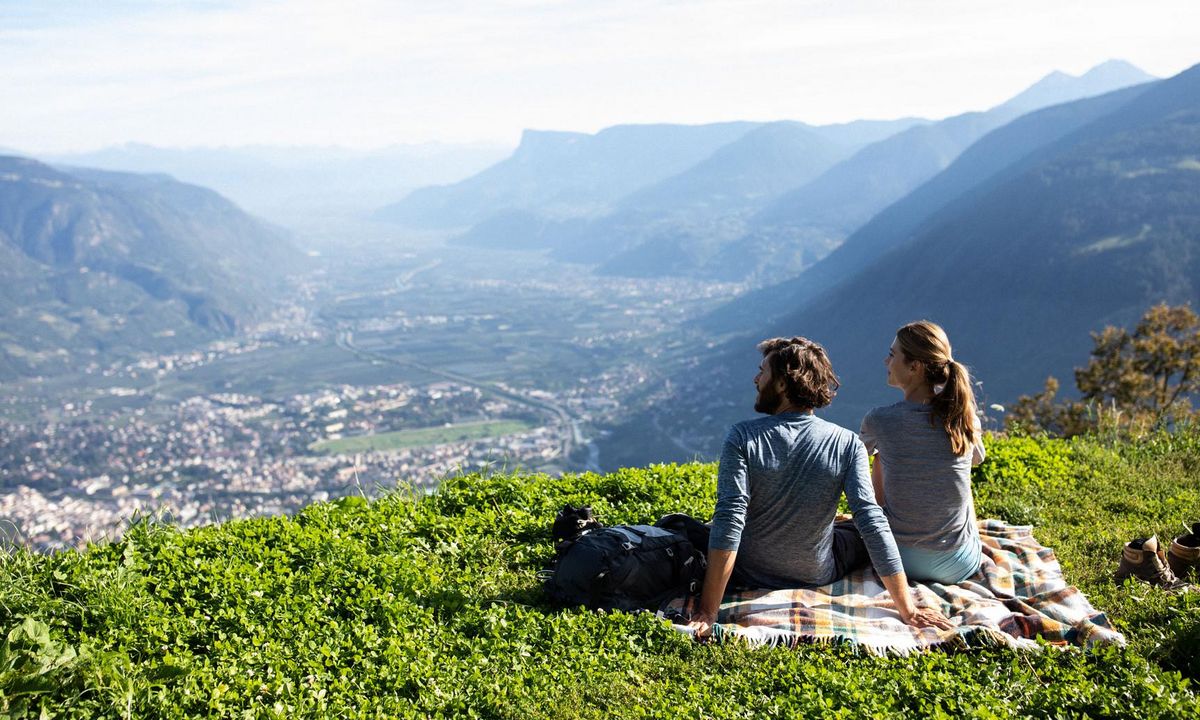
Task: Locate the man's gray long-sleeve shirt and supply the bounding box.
[709,412,903,588]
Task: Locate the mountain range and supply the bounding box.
[0,156,302,378]
[702,78,1157,333]
[737,60,1157,269]
[375,123,765,228]
[598,61,1200,470]
[383,61,1155,286]
[432,117,935,277]
[38,143,510,227]
[547,120,889,271]
[578,60,1156,282]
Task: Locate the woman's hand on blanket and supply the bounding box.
[898,606,953,630]
[686,610,717,640]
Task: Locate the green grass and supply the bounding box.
[1,434,1199,718]
[309,419,536,455]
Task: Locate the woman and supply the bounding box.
[859,320,985,584]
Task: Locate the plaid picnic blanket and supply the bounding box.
[663,519,1124,654]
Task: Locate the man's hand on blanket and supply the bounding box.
[897,606,953,629]
[881,571,954,630]
[687,548,737,641]
[685,609,718,640]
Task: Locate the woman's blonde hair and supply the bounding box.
[895,320,978,455]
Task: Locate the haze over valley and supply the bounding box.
[4,38,1200,548]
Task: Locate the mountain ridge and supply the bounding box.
[40,142,510,226]
[730,61,1158,282]
[374,122,763,228]
[0,155,303,377]
[701,80,1159,333]
[998,59,1154,112]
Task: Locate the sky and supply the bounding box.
[2,0,1199,153]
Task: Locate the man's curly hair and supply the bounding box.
[757,336,840,410]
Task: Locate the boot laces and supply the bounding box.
[1152,551,1181,584]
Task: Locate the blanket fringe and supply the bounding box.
[678,622,1038,656]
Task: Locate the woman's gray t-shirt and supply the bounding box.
[859,402,981,552]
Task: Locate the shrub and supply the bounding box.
[1008,303,1200,438]
[972,435,1078,524]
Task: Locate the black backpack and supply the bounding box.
[544,505,708,612]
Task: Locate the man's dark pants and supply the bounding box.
[724,520,870,590]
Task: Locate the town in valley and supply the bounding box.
[0,249,743,549]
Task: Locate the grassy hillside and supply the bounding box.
[2,434,1199,718]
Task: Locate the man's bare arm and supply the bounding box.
[686,548,736,639]
[879,571,953,629]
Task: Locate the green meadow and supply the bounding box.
[1,433,1198,718]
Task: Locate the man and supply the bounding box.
[687,336,951,638]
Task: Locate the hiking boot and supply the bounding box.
[1168,523,1200,583]
[1114,536,1190,591]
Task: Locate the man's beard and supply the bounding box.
[754,383,784,414]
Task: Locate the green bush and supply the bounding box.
[1,438,1198,718]
[972,435,1079,526]
[973,435,1078,493]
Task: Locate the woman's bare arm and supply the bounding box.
[970,415,986,466]
[871,454,886,508]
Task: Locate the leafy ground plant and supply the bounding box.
[1,435,1198,718]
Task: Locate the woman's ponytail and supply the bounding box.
[929,360,977,456]
[896,321,978,456]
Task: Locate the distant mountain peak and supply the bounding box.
[1002,59,1156,112]
[1039,69,1072,83]
[1084,58,1146,77]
